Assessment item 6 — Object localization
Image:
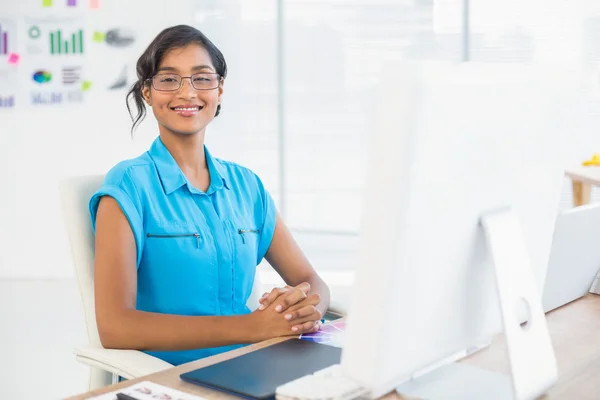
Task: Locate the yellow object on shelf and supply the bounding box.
[582,154,600,166]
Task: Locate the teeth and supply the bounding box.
[174,107,199,111]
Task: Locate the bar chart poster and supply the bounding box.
[25,17,86,58]
[49,28,84,55]
[0,25,9,55]
[0,95,15,109]
[0,20,16,59]
[0,19,18,110]
[0,71,18,110]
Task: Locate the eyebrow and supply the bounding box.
[156,65,215,73]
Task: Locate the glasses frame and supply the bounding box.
[146,73,222,92]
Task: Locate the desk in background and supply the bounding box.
[67,294,600,400]
[565,166,600,207]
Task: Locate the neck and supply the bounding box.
[159,128,208,176]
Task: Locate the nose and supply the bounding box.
[178,77,197,98]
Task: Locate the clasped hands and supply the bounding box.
[252,282,322,337]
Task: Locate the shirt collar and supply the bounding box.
[148,136,229,195]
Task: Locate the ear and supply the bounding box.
[142,83,152,106]
[217,79,224,105]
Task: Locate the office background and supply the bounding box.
[1,0,600,398]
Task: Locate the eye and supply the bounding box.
[160,77,178,83]
[193,76,211,82]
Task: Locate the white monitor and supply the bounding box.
[542,204,600,313]
[340,62,574,400]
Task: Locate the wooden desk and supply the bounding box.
[67,295,600,400]
[565,166,600,207]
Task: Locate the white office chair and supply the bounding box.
[59,175,265,390]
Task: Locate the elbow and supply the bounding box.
[306,274,330,302]
[311,273,330,293]
[98,329,125,349]
[96,312,137,350]
[97,322,126,349]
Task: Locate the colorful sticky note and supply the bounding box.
[42,0,53,7]
[7,53,20,65]
[81,81,92,91]
[92,31,105,42]
[90,0,99,9]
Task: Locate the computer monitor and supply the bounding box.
[340,61,574,399]
[542,204,600,313]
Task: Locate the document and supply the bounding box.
[88,381,207,400]
[300,320,345,348]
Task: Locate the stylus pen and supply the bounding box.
[116,393,140,400]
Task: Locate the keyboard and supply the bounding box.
[275,364,369,400]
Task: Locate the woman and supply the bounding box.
[90,24,330,366]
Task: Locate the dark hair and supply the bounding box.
[126,25,228,133]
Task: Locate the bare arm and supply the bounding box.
[94,197,305,351]
[264,213,331,317]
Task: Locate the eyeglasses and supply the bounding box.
[147,73,221,91]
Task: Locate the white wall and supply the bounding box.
[2,0,600,279]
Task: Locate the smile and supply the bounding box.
[172,106,201,111]
[170,105,203,116]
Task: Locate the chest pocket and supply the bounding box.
[224,219,260,310]
[141,228,218,315]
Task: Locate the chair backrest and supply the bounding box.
[60,175,105,346]
[60,175,264,347]
[247,273,263,311]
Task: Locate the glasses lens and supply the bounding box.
[153,74,181,91]
[191,73,220,90]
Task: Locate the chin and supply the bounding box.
[175,129,201,136]
[163,123,206,137]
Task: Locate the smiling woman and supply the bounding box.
[126,26,227,135]
[141,45,222,137]
[89,24,330,367]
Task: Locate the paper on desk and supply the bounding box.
[590,270,600,295]
[299,320,345,348]
[87,381,207,400]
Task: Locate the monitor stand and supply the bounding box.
[396,207,557,400]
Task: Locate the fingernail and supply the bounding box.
[292,326,298,332]
[258,304,265,310]
[285,314,292,320]
[275,305,282,312]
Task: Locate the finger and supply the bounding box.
[289,310,322,328]
[258,289,277,310]
[258,287,287,310]
[292,320,320,334]
[308,320,322,333]
[284,305,321,322]
[273,288,307,313]
[286,293,321,313]
[258,292,270,305]
[265,283,312,311]
[297,281,311,295]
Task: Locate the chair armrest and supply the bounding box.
[74,344,173,380]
